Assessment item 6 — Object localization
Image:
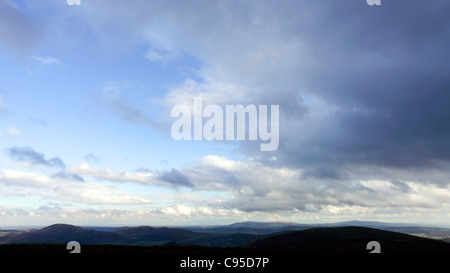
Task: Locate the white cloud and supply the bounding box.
[32,55,63,66]
[0,170,52,188]
[65,154,448,218]
[2,201,450,227]
[163,78,248,108]
[0,204,249,226]
[144,47,177,63]
[69,163,155,184]
[8,155,450,223]
[0,170,152,205]
[160,155,450,216]
[7,127,20,135]
[68,163,193,188]
[102,81,121,97]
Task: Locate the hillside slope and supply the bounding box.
[1,224,126,245]
[246,226,450,253]
[0,224,263,247]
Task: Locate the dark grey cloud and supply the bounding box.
[0,0,43,53]
[300,166,343,180]
[81,0,450,174]
[237,0,450,179]
[390,180,413,194]
[6,146,66,169]
[157,168,194,188]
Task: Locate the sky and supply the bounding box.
[1,0,450,227]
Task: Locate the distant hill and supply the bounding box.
[224,221,301,228]
[246,226,450,253]
[182,221,313,234]
[181,220,409,235]
[183,220,450,238]
[332,220,413,227]
[0,224,264,247]
[80,226,122,232]
[115,226,208,245]
[0,224,126,245]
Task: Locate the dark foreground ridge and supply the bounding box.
[1,225,449,272]
[1,223,450,254]
[246,226,450,253]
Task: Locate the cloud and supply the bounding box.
[69,163,151,184]
[390,180,413,194]
[2,157,450,225]
[136,167,152,173]
[0,204,248,226]
[235,0,450,171]
[0,95,8,118]
[69,163,194,188]
[35,0,450,220]
[84,153,101,163]
[5,146,66,168]
[7,127,20,135]
[149,155,450,214]
[28,116,51,127]
[102,96,154,125]
[52,171,85,182]
[0,169,152,205]
[300,166,343,180]
[157,168,194,188]
[85,0,450,171]
[0,0,43,53]
[97,81,163,129]
[0,170,52,189]
[0,96,5,112]
[32,56,63,66]
[101,81,122,97]
[2,200,450,226]
[144,47,177,63]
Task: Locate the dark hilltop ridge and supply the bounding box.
[1,221,450,254]
[244,226,450,253]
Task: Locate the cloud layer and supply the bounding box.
[1,0,450,225]
[77,0,450,171]
[64,0,450,220]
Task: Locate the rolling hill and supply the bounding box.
[181,221,313,234]
[245,226,450,253]
[1,222,450,253]
[0,224,127,245]
[182,221,450,238]
[115,226,215,245]
[0,223,265,247]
